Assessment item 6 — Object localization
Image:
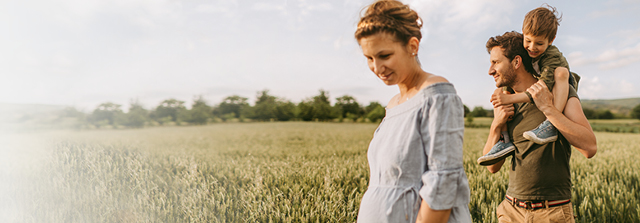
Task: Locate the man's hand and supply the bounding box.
[492,103,515,127]
[526,80,555,114]
[490,89,511,108]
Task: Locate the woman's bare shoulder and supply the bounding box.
[419,73,449,90]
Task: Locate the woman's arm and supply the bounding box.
[527,80,597,158]
[416,199,451,223]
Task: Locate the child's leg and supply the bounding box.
[477,124,515,166]
[501,125,510,142]
[552,67,571,113]
[523,67,568,144]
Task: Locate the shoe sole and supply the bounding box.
[477,145,516,166]
[522,131,558,144]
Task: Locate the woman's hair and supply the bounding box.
[355,0,422,45]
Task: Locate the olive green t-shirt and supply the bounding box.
[505,87,579,201]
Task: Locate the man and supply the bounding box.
[482,31,597,223]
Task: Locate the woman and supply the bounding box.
[354,1,471,222]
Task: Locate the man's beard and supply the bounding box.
[497,65,517,88]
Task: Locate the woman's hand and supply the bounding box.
[416,200,451,223]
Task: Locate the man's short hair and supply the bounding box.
[486,31,536,75]
[523,5,561,42]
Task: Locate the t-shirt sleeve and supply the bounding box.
[418,93,470,210]
[538,45,570,90]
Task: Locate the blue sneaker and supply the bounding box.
[522,119,558,144]
[477,140,515,166]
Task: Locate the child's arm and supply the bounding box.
[551,67,571,113]
[491,91,530,108]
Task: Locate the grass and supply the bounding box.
[1,122,638,222]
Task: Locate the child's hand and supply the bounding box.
[490,89,511,108]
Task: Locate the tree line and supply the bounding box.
[61,90,388,128]
[60,89,640,129]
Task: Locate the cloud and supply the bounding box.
[250,0,334,31]
[568,43,640,70]
[407,0,516,42]
[578,76,604,99]
[195,0,238,17]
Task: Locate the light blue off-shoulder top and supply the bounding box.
[357,82,471,223]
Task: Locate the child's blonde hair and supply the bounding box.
[523,4,562,42]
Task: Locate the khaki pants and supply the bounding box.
[497,199,575,223]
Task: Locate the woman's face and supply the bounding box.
[359,33,415,86]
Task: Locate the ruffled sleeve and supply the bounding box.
[418,91,470,210]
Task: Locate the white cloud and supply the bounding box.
[561,35,591,48]
[195,0,238,15]
[408,0,516,41]
[566,43,640,70]
[579,76,604,99]
[620,80,635,94]
[252,2,287,13]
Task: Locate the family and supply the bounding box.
[353,1,597,223]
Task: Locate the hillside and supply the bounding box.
[0,103,67,123]
[581,97,640,116]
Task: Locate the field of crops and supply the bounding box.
[1,122,638,222]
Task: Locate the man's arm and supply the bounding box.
[527,80,597,158]
[483,89,515,173]
[482,118,506,173]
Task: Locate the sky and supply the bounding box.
[1,0,639,112]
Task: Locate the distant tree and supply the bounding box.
[152,99,186,124]
[298,100,314,121]
[597,110,614,119]
[335,95,364,122]
[89,102,124,127]
[365,102,383,114]
[215,95,250,121]
[471,106,487,117]
[364,101,385,123]
[60,107,85,118]
[252,90,278,121]
[123,99,148,128]
[582,107,597,119]
[275,99,296,121]
[184,95,212,125]
[633,104,640,120]
[463,105,471,117]
[298,90,337,121]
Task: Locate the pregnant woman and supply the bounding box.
[354,1,471,222]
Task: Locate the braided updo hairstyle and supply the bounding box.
[355,0,423,45]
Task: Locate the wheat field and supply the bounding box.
[1,122,638,222]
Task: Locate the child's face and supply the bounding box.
[523,34,553,59]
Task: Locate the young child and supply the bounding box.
[478,5,580,166]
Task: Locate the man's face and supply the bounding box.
[488,47,517,88]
